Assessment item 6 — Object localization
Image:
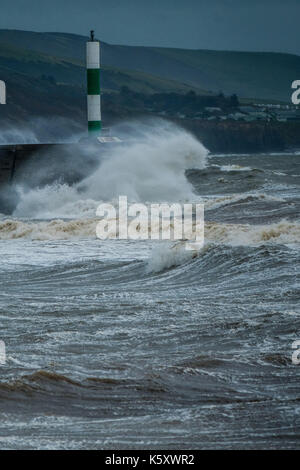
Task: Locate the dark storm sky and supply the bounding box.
[0,0,299,54]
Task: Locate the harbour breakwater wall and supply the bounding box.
[0,143,97,213]
[0,144,50,185]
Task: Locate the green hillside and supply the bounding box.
[0,35,206,124]
[152,47,300,102]
[0,42,201,94]
[0,29,299,102]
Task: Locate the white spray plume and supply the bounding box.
[79,120,207,202]
[0,117,84,145]
[14,120,208,218]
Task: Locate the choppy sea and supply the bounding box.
[0,123,299,449]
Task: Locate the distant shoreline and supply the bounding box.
[174,118,300,154]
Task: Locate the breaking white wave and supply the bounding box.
[1,217,299,248]
[147,242,199,273]
[205,220,300,246]
[13,122,208,219]
[146,220,300,272]
[0,218,97,240]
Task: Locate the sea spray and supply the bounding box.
[79,121,208,203]
[13,121,208,218]
[0,117,84,145]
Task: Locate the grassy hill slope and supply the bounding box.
[0,41,200,94]
[0,29,299,102]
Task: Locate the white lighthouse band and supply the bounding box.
[87,32,101,134]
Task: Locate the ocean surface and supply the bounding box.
[0,123,299,449]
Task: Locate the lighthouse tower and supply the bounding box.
[86,30,101,135]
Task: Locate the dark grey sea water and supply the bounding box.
[0,132,299,449]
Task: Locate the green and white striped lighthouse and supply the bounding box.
[87,30,101,135]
